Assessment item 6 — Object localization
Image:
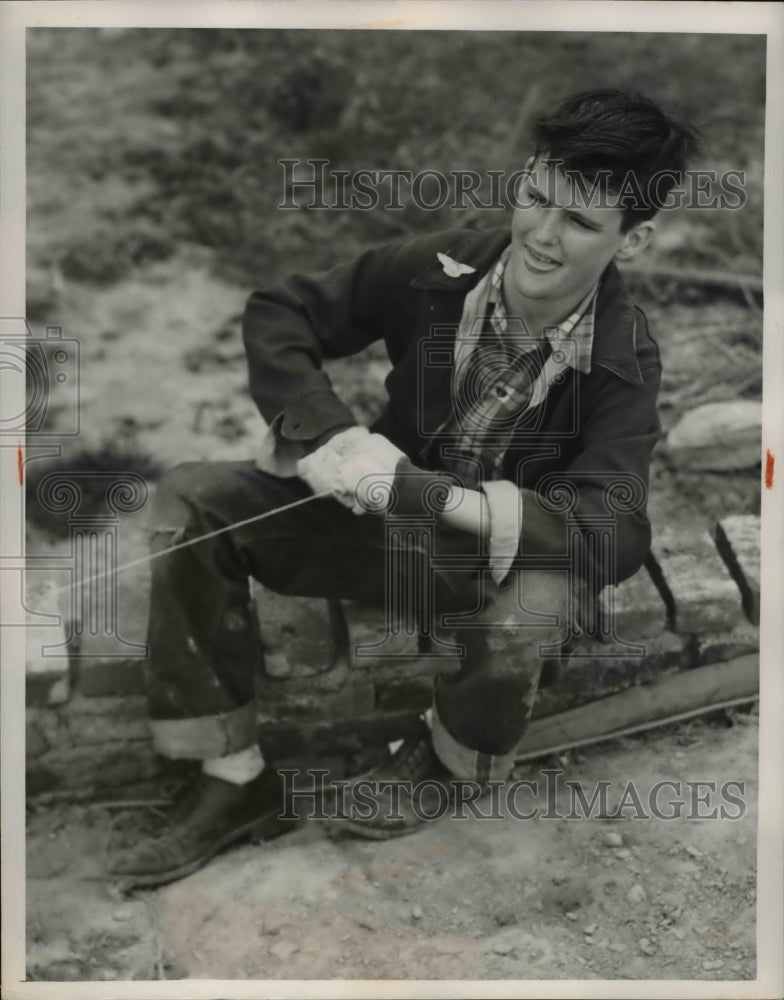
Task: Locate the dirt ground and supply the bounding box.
[26,710,757,982]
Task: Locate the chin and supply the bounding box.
[516,271,559,300]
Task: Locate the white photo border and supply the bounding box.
[1,2,782,998]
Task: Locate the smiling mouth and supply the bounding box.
[525,244,561,267]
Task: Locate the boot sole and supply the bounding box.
[111,812,298,892]
[339,817,433,841]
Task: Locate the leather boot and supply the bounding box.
[108,768,298,889]
[339,720,462,840]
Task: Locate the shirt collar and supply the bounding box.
[486,246,596,375]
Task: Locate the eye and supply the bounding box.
[518,183,545,206]
[569,214,593,230]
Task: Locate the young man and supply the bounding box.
[111,89,698,887]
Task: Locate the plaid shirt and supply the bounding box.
[439,247,597,488]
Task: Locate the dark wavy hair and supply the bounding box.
[532,88,702,230]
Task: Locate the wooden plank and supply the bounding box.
[515,653,759,761]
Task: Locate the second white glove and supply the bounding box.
[296,426,406,515]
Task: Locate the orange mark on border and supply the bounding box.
[765,449,775,490]
[17,446,24,486]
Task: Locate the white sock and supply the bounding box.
[202,744,264,785]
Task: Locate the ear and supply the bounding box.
[614,221,655,262]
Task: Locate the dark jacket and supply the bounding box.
[242,226,662,586]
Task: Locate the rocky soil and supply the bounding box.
[26,711,757,982]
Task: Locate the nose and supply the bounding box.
[533,208,561,246]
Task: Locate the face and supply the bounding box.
[506,157,653,319]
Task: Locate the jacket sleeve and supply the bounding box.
[517,311,661,587]
[241,230,457,467]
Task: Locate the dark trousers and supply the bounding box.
[145,461,573,782]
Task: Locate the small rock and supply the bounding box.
[602,830,624,848]
[565,911,578,921]
[703,958,724,971]
[105,883,126,904]
[492,942,514,956]
[627,956,649,977]
[665,400,762,471]
[638,937,655,956]
[433,940,462,956]
[609,941,627,953]
[411,905,423,920]
[264,652,293,678]
[583,923,598,936]
[112,907,133,922]
[616,849,632,860]
[685,845,702,858]
[627,884,647,904]
[673,928,686,941]
[269,940,299,961]
[493,907,517,927]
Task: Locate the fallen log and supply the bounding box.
[515,653,759,762]
[619,263,762,294]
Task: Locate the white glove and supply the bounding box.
[296,426,405,515]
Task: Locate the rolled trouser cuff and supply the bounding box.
[430,701,516,784]
[149,702,258,759]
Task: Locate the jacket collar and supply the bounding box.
[409,227,643,385]
[409,228,511,293]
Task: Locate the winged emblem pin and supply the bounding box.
[436,252,477,278]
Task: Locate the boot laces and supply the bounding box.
[389,731,437,782]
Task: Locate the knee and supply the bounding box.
[156,461,206,500]
[150,461,225,532]
[480,570,573,648]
